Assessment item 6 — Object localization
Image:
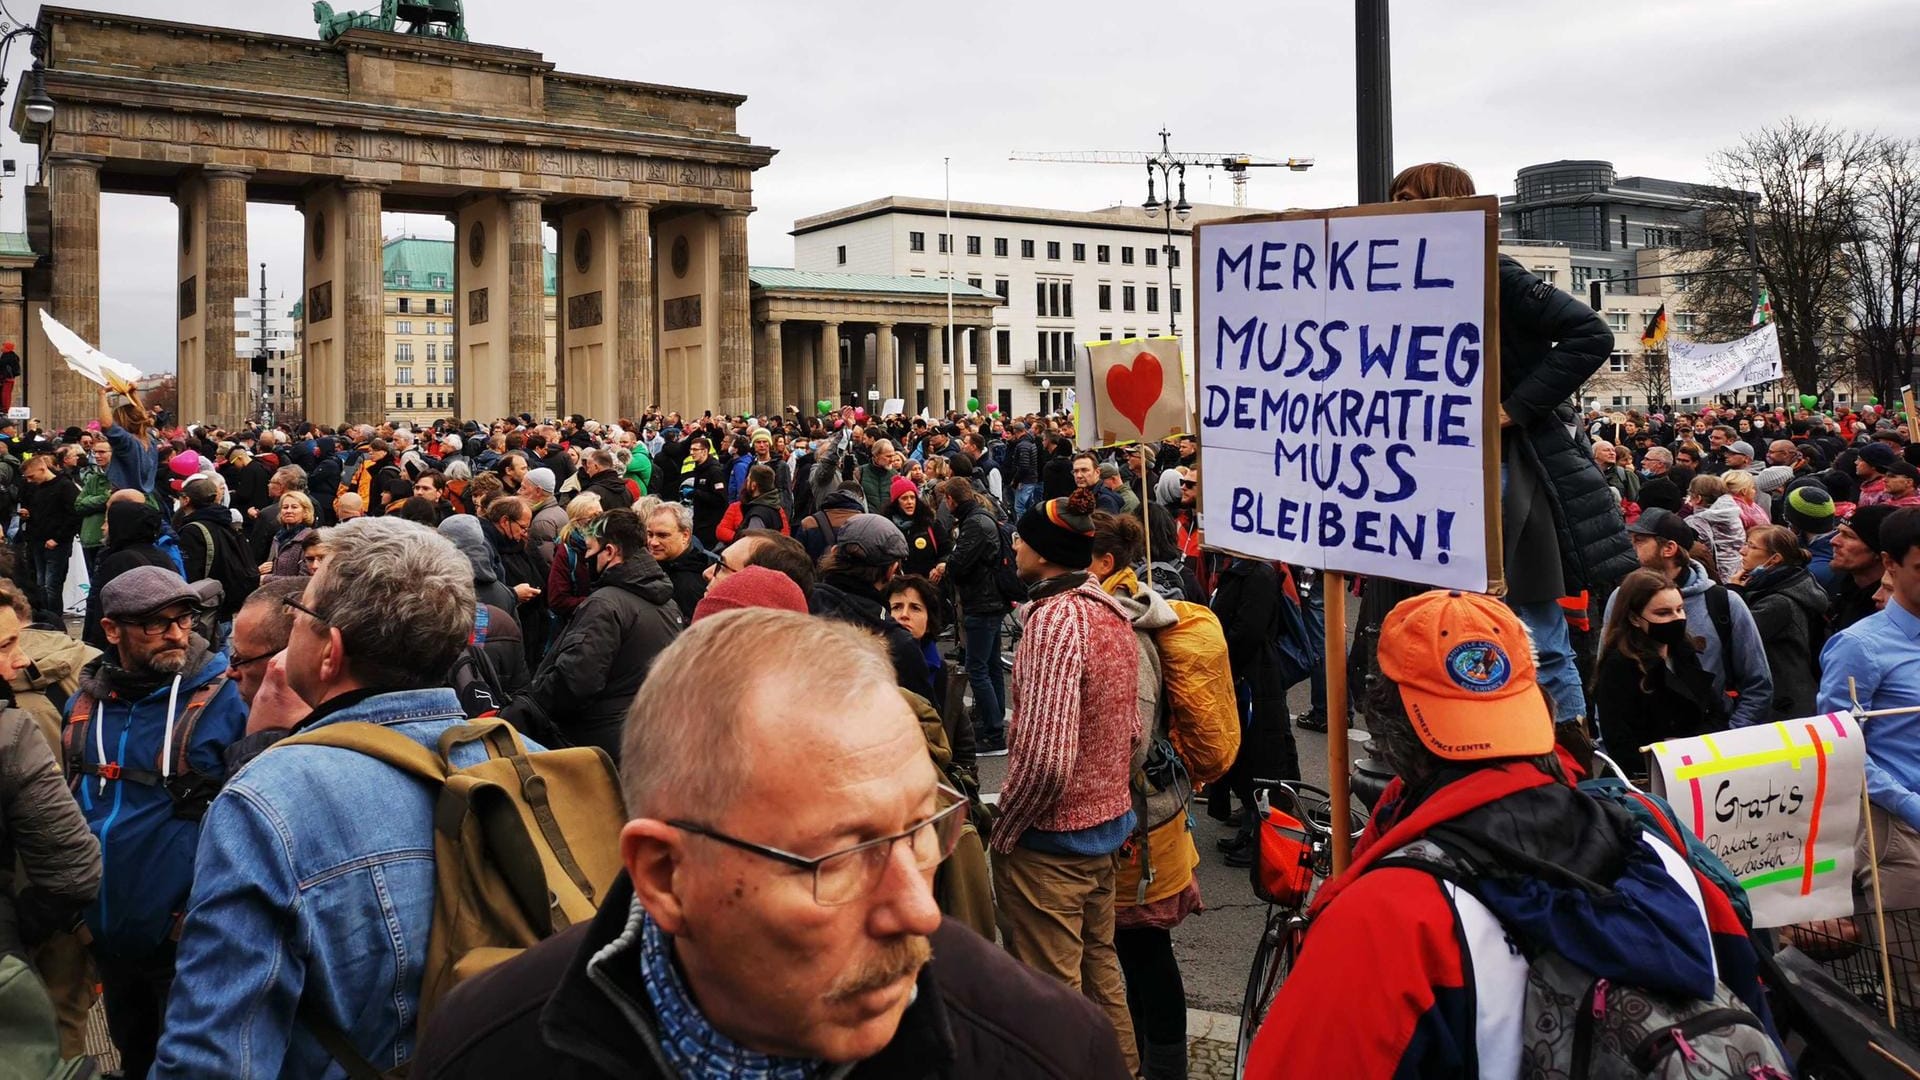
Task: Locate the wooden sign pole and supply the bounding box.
[1139,446,1154,589]
[1903,385,1918,444]
[1325,571,1353,873]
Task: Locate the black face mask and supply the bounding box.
[1646,619,1691,649]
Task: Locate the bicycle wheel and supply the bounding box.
[1234,911,1301,1078]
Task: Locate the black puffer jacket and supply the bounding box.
[1737,564,1831,722]
[812,575,936,701]
[520,556,682,760]
[1497,256,1637,593]
[945,499,1008,619]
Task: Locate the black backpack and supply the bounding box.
[187,519,260,618]
[993,517,1025,604]
[448,605,508,718]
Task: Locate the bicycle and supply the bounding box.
[1233,779,1367,1079]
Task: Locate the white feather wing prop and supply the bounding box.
[38,310,142,394]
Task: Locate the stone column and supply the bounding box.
[875,322,897,404]
[505,192,546,418]
[973,325,994,414]
[759,318,784,416]
[341,179,386,425]
[202,167,252,428]
[925,323,946,418]
[48,154,102,427]
[716,208,752,416]
[818,321,841,407]
[445,210,462,420]
[795,322,817,410]
[618,199,655,418]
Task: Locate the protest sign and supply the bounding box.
[1193,199,1502,593]
[39,309,141,392]
[881,397,905,418]
[1668,323,1782,399]
[1650,712,1865,928]
[1074,336,1189,447]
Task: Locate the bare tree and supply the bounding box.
[1846,137,1920,403]
[1632,349,1669,410]
[1687,119,1877,394]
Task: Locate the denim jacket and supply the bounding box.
[153,687,493,1079]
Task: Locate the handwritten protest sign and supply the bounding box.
[1650,712,1865,928]
[1193,199,1501,592]
[1669,323,1783,399]
[1075,337,1189,447]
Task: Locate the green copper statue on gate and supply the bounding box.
[313,0,468,42]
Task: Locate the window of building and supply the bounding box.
[998,388,1013,415]
[967,276,982,289]
[1122,286,1136,312]
[396,342,413,362]
[430,274,447,289]
[1121,246,1135,265]
[425,298,437,314]
[1099,331,1113,341]
[398,297,411,313]
[1606,312,1628,333]
[1145,247,1158,267]
[995,237,1008,257]
[1608,352,1630,373]
[837,245,847,265]
[397,367,413,385]
[394,273,410,288]
[1047,241,1061,260]
[1171,287,1182,314]
[1097,244,1111,264]
[997,329,1011,367]
[909,231,926,252]
[396,321,413,335]
[1675,312,1697,334]
[1063,282,1073,318]
[427,366,438,385]
[426,343,437,362]
[994,279,1010,302]
[1072,243,1086,262]
[406,393,414,410]
[1035,281,1046,313]
[1610,395,1632,408]
[966,235,982,256]
[1099,284,1112,311]
[1020,239,1036,259]
[1169,248,1180,269]
[396,393,403,409]
[444,367,454,383]
[1146,286,1159,313]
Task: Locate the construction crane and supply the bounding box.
[1009,128,1313,207]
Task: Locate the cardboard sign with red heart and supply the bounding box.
[1083,337,1189,446]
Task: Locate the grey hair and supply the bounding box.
[620,608,898,818]
[1643,446,1673,465]
[307,517,475,691]
[272,465,309,492]
[646,500,693,535]
[442,457,472,481]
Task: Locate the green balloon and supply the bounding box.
[966,397,980,412]
[816,399,831,415]
[1800,394,1819,409]
[1869,395,1881,406]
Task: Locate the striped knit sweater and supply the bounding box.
[993,579,1141,854]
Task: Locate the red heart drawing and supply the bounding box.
[1105,350,1164,434]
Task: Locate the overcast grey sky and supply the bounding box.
[2,0,1915,374]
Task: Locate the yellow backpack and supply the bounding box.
[1156,599,1241,784]
[278,718,626,1077]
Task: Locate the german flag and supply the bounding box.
[1641,305,1669,350]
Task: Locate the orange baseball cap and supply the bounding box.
[1377,590,1552,762]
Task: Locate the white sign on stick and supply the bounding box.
[1650,713,1865,929]
[1194,200,1501,592]
[1669,323,1783,399]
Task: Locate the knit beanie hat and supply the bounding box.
[1848,504,1899,554]
[1636,476,1684,514]
[889,475,919,507]
[1016,487,1098,570]
[1784,485,1835,534]
[691,566,808,623]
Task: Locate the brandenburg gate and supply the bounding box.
[11,6,776,427]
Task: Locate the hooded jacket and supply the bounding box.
[522,555,681,758]
[410,876,1129,1080]
[84,502,179,651]
[580,467,635,511]
[1738,562,1831,721]
[66,640,246,958]
[1687,493,1747,583]
[1246,761,1774,1079]
[1603,560,1772,728]
[0,702,99,960]
[439,515,520,617]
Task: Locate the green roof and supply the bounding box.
[383,237,555,295]
[748,266,998,299]
[0,232,31,258]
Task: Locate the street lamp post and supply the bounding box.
[1139,129,1191,337]
[0,24,54,127]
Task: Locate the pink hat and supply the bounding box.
[692,566,809,623]
[890,475,919,506]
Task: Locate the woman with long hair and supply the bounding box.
[95,384,161,499]
[1592,568,1723,774]
[1731,524,1829,720]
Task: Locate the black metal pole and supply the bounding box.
[1355,0,1393,204]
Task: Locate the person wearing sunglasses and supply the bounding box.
[413,608,1128,1080]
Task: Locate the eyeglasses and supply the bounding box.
[127,610,195,636]
[281,595,329,626]
[669,784,970,906]
[228,648,275,669]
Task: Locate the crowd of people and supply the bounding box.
[0,158,1902,1080]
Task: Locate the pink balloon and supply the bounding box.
[86,420,101,431]
[854,407,868,421]
[168,450,201,476]
[985,404,999,412]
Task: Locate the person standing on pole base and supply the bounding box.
[1389,163,1635,724]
